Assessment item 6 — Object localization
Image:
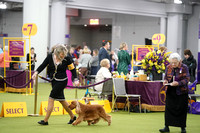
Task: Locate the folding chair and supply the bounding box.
[90,78,113,99]
[112,78,141,113]
[100,78,113,99]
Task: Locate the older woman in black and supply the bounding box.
[32,44,78,125]
[159,53,190,133]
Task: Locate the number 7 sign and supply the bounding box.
[22,23,37,36]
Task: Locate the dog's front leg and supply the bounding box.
[87,120,93,126]
[72,116,83,126]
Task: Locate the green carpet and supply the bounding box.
[0,83,200,133]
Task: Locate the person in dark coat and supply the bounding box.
[10,57,20,70]
[160,53,190,133]
[32,44,78,125]
[98,41,111,71]
[182,49,197,82]
[26,47,37,71]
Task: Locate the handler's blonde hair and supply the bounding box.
[53,44,68,61]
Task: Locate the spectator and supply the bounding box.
[10,57,20,70]
[117,42,131,75]
[182,49,197,82]
[74,45,81,59]
[90,49,99,75]
[159,46,167,52]
[110,52,117,72]
[0,46,11,76]
[78,48,92,86]
[26,47,37,71]
[98,41,111,71]
[132,53,141,73]
[66,46,76,88]
[95,59,112,92]
[0,44,3,54]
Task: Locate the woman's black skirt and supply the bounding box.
[165,86,188,127]
[49,79,68,101]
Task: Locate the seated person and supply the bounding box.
[95,59,112,92]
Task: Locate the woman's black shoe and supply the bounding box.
[38,120,48,125]
[181,127,186,133]
[68,116,76,124]
[159,126,170,132]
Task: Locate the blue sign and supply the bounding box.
[65,34,71,38]
[0,34,8,37]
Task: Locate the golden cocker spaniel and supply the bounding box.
[68,101,111,126]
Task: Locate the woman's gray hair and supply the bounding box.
[169,53,181,61]
[53,44,68,60]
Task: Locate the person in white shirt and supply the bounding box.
[95,59,112,92]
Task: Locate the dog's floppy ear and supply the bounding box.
[72,101,77,105]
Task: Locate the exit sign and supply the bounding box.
[90,19,99,25]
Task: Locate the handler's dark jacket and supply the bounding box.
[37,53,77,81]
[164,63,190,95]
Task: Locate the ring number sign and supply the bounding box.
[152,34,165,45]
[22,23,37,36]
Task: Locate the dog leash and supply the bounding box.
[76,100,81,113]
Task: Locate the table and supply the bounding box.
[125,80,166,105]
[0,70,34,93]
[110,80,166,111]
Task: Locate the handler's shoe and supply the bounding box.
[181,127,186,133]
[38,120,48,125]
[159,126,170,132]
[68,116,76,124]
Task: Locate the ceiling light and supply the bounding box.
[0,2,7,9]
[174,0,182,4]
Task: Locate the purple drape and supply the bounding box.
[125,81,166,105]
[108,80,166,105]
[0,70,34,89]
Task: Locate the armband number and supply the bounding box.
[68,63,75,70]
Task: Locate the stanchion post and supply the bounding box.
[34,75,38,115]
[25,69,28,95]
[112,83,115,112]
[28,74,39,116]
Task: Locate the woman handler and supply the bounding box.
[32,44,78,125]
